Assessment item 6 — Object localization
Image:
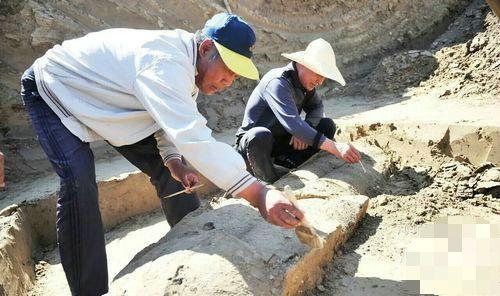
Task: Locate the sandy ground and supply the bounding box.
[20,33,500,295]
[5,1,500,295]
[307,165,499,296]
[25,89,500,295]
[326,91,499,128]
[29,211,170,295]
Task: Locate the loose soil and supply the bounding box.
[1,0,499,295]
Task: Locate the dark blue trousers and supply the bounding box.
[236,118,336,183]
[21,67,200,296]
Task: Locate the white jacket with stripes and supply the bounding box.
[33,28,255,196]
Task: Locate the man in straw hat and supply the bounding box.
[20,12,303,295]
[235,38,361,183]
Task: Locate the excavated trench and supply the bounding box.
[1,1,499,295]
[0,121,498,296]
[304,124,500,296]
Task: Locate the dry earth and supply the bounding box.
[0,0,471,183]
[1,0,499,295]
[304,2,500,294]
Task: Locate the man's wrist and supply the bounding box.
[257,186,268,208]
[237,180,268,208]
[165,158,183,170]
[320,138,340,157]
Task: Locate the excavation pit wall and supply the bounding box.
[0,171,219,296]
[0,122,498,296]
[0,143,382,296]
[336,123,500,169]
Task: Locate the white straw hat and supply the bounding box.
[282,38,346,86]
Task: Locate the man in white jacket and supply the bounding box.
[21,13,303,295]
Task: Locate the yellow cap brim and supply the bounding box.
[213,41,259,80]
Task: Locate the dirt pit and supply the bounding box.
[307,163,499,296]
[21,127,500,295]
[1,1,499,295]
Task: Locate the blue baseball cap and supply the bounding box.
[203,13,259,80]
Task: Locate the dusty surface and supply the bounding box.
[0,0,470,183]
[21,141,389,296]
[106,195,368,296]
[1,0,500,295]
[302,2,500,295]
[307,164,500,295]
[0,208,35,296]
[28,147,377,295]
[29,211,170,296]
[338,1,499,99]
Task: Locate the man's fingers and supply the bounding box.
[284,204,304,221]
[353,152,361,162]
[267,210,289,228]
[295,139,300,149]
[261,190,306,228]
[353,148,361,159]
[344,154,354,163]
[279,211,299,228]
[269,204,303,228]
[275,209,298,228]
[346,149,361,163]
[349,149,361,162]
[291,137,308,151]
[188,173,199,186]
[266,207,299,228]
[346,152,356,163]
[183,173,199,192]
[181,179,191,190]
[294,139,307,150]
[347,145,361,162]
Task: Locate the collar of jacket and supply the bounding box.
[283,62,314,96]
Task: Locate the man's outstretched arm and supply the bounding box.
[134,60,304,228]
[237,181,304,228]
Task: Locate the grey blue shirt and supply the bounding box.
[237,62,326,148]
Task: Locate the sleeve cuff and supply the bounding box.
[312,132,326,149]
[163,153,182,164]
[155,130,181,163]
[225,172,257,197]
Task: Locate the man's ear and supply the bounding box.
[199,39,214,58]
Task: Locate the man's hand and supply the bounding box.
[0,151,4,188]
[320,139,361,163]
[289,136,308,150]
[258,189,304,228]
[165,158,199,192]
[335,143,361,163]
[237,181,304,228]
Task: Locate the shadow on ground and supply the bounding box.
[274,150,431,198]
[111,203,277,295]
